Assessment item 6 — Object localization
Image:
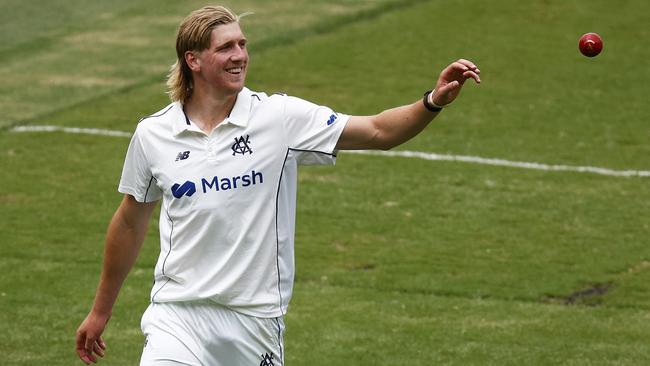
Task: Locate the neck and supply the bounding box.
[184,88,240,134]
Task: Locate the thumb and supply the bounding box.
[432,81,460,106]
[438,80,460,95]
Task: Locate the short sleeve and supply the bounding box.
[118,127,162,202]
[282,96,350,165]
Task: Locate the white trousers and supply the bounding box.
[140,301,285,366]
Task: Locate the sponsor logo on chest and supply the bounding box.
[170,170,264,199]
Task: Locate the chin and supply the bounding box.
[218,81,244,95]
[228,83,245,94]
[232,79,247,92]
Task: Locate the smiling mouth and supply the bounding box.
[226,66,244,75]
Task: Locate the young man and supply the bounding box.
[75,5,480,366]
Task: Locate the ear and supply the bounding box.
[185,51,201,72]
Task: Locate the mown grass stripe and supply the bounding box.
[0,0,427,131]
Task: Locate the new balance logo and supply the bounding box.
[171,181,196,198]
[175,151,190,161]
[326,113,338,126]
[259,353,274,366]
[232,135,252,156]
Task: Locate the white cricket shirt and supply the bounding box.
[118,87,349,318]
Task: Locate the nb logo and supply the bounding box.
[171,181,196,198]
[259,353,274,366]
[175,151,190,161]
[326,113,338,126]
[232,135,252,156]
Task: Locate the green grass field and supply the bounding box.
[2,0,649,365]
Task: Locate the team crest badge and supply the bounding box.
[259,353,274,366]
[232,135,253,156]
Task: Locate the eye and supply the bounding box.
[215,42,234,52]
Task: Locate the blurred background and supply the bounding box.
[1,1,649,364]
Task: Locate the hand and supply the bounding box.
[431,59,481,106]
[76,311,110,364]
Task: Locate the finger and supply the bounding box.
[450,61,470,73]
[76,332,92,364]
[76,349,92,364]
[447,62,480,80]
[462,70,481,84]
[84,354,97,364]
[84,337,98,363]
[99,337,107,350]
[456,58,479,71]
[76,348,93,365]
[93,342,105,358]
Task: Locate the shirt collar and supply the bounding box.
[171,101,191,136]
[226,87,252,127]
[172,87,252,136]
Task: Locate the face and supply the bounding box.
[192,22,248,95]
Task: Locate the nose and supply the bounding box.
[231,45,247,62]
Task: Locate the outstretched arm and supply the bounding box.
[335,59,481,150]
[75,194,157,364]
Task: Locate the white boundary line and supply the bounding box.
[346,150,650,178]
[9,124,650,178]
[11,125,132,137]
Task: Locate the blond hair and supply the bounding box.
[167,6,244,104]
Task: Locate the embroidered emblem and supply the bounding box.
[232,135,253,156]
[259,353,275,366]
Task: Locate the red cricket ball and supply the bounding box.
[579,33,603,57]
